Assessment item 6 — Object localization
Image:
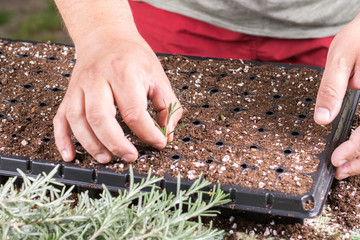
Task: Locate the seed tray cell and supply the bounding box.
[0,39,359,220]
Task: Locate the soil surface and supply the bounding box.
[1,39,360,239]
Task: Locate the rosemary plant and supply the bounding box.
[0,166,230,239]
[154,101,188,140]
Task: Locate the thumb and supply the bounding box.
[314,57,352,125]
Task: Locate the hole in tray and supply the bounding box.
[206,159,213,164]
[232,107,241,112]
[298,114,307,119]
[240,163,247,169]
[74,141,81,146]
[62,73,71,77]
[51,87,61,92]
[182,137,191,142]
[23,84,33,89]
[138,150,147,156]
[11,133,17,138]
[243,91,249,96]
[182,85,188,90]
[284,149,292,154]
[47,56,57,60]
[9,99,18,103]
[215,141,224,146]
[218,72,227,78]
[305,97,313,102]
[273,94,281,99]
[276,168,284,173]
[26,117,31,121]
[249,76,256,80]
[171,154,180,160]
[192,120,201,125]
[35,70,44,74]
[42,137,52,143]
[209,88,219,94]
[258,127,264,132]
[302,196,315,211]
[0,113,4,118]
[266,111,274,116]
[20,54,29,58]
[39,102,48,107]
[291,131,300,136]
[250,145,258,150]
[201,104,210,108]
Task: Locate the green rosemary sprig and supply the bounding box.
[0,166,230,239]
[154,101,188,140]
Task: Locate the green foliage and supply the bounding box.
[0,166,230,239]
[154,101,188,141]
[0,10,13,25]
[11,2,63,42]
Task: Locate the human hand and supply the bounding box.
[314,14,360,180]
[53,30,182,163]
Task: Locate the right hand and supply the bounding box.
[53,30,182,163]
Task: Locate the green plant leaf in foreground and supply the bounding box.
[0,166,230,239]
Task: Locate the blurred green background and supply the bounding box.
[0,0,71,44]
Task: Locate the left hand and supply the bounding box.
[314,13,360,180]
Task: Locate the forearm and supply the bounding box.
[54,0,138,47]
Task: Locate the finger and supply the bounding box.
[84,80,138,162]
[314,56,352,125]
[65,88,112,163]
[152,77,183,142]
[113,71,167,149]
[332,127,360,167]
[348,63,360,89]
[53,100,76,162]
[335,158,360,180]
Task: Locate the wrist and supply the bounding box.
[55,0,139,50]
[72,26,140,53]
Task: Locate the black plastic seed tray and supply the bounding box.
[0,39,359,220]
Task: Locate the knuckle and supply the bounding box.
[110,57,125,69]
[343,162,357,176]
[317,85,341,101]
[52,113,61,126]
[86,108,106,126]
[350,140,360,157]
[83,64,102,79]
[106,143,120,154]
[79,140,102,155]
[65,106,82,121]
[122,107,141,125]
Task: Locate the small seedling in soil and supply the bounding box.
[220,114,226,121]
[154,101,188,144]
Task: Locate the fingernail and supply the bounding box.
[122,153,135,162]
[96,153,110,163]
[154,141,166,149]
[315,107,330,123]
[338,173,350,180]
[61,150,70,161]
